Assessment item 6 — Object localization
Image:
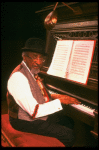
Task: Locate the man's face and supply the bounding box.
[23,52,46,71]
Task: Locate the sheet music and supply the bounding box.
[47,39,96,84]
[47,40,73,78]
[68,40,95,84]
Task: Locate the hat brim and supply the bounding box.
[21,48,47,56]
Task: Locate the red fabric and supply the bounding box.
[1,114,65,147]
[34,75,50,102]
[31,104,39,119]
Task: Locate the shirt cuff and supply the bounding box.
[35,99,63,119]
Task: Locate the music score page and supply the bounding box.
[68,40,96,84]
[47,40,96,84]
[47,40,73,78]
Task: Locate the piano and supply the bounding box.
[36,2,98,146]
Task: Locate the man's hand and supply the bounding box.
[51,93,81,105]
[59,95,81,105]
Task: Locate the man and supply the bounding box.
[7,38,80,147]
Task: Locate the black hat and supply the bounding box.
[21,38,47,56]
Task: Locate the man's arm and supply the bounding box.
[51,93,81,105]
[7,72,63,119]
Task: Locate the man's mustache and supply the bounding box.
[32,61,42,67]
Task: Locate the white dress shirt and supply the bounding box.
[7,62,63,119]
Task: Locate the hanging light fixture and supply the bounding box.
[44,2,78,30]
[44,2,58,30]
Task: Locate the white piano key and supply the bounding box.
[48,90,95,117]
[71,104,95,117]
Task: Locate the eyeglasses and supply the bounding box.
[25,54,46,63]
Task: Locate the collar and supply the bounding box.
[22,61,36,80]
[22,60,31,73]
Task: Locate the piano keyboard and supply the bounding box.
[70,104,95,117]
[48,90,95,117]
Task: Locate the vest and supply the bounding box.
[7,61,52,121]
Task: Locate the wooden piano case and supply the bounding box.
[36,2,98,147]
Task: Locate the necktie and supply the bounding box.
[34,74,50,103]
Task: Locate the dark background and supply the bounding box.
[1,2,54,101]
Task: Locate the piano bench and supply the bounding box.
[1,114,65,147]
